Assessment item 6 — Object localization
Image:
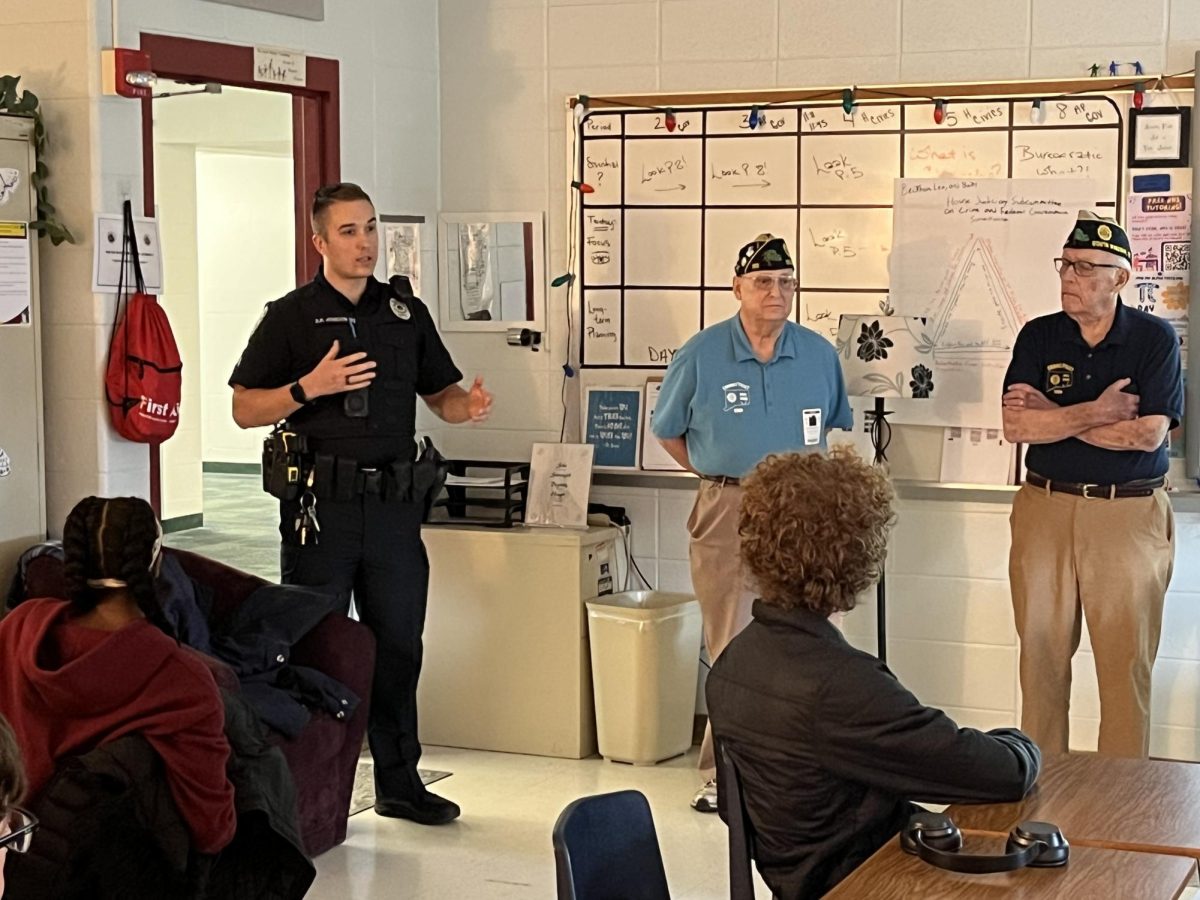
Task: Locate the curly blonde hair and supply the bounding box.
[739,447,896,616]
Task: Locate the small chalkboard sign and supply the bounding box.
[583,386,643,470]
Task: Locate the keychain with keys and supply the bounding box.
[295,470,321,546]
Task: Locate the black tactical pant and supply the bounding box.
[280,493,430,801]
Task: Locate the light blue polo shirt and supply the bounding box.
[652,315,853,478]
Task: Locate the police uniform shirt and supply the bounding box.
[229,268,463,467]
[1004,300,1183,484]
[652,315,853,478]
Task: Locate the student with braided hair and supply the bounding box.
[0,496,235,854]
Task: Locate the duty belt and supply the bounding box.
[1025,471,1165,499]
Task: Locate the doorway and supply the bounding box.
[154,83,294,528]
[138,34,340,525]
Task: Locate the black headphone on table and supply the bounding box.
[901,811,1070,873]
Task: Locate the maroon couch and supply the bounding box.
[19,546,376,858]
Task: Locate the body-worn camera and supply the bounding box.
[344,387,370,418]
[263,426,308,499]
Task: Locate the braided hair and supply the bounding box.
[62,496,174,638]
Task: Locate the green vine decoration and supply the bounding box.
[0,75,76,245]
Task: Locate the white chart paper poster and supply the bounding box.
[889,178,1101,428]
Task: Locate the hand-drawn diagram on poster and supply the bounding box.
[890,178,1104,428]
[1127,192,1190,353]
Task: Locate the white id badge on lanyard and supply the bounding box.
[802,408,822,446]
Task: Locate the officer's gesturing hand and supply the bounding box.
[467,376,493,423]
[300,339,377,399]
[1094,377,1139,423]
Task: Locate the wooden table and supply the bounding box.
[825,833,1197,899]
[947,753,1200,858]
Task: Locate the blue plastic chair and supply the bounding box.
[552,789,671,900]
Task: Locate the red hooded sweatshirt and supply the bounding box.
[0,598,235,853]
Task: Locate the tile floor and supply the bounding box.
[168,476,1199,900]
[166,476,769,898]
[316,746,772,900]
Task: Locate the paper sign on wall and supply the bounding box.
[92,213,163,294]
[641,378,685,471]
[253,46,307,87]
[0,222,32,325]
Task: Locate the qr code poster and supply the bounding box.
[1127,193,1190,356]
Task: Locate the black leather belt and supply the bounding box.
[1026,472,1164,499]
[700,474,741,487]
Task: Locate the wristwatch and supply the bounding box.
[289,381,310,404]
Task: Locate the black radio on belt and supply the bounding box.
[262,425,309,500]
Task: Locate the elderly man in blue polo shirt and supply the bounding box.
[652,233,852,811]
[1002,211,1182,758]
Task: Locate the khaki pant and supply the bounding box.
[1009,482,1174,758]
[689,480,756,779]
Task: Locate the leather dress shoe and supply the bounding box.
[374,791,461,825]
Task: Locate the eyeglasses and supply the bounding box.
[1053,258,1125,278]
[0,807,37,853]
[743,274,798,292]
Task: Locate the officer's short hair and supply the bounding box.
[312,182,374,235]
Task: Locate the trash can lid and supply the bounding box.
[586,591,699,617]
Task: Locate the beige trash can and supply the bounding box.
[585,591,702,765]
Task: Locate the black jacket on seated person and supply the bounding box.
[706,601,1041,900]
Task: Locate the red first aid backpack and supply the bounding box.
[105,200,182,442]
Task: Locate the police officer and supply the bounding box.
[1002,211,1182,758]
[651,233,853,812]
[230,183,492,825]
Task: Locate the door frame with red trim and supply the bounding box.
[139,34,340,513]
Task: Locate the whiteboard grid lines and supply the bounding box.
[577,93,1126,375]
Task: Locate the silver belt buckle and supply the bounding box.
[1081,483,1111,499]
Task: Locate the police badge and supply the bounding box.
[390,297,411,320]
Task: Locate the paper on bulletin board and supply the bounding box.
[1126,192,1189,355]
[641,378,685,471]
[382,217,423,297]
[0,222,32,325]
[939,426,1017,485]
[92,213,163,294]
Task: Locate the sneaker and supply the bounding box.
[691,779,718,813]
[374,791,461,825]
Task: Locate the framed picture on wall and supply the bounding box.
[1129,107,1191,167]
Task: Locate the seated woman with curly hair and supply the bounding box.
[706,449,1041,900]
[0,496,234,855]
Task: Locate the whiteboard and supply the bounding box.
[625,208,701,285]
[576,95,1125,421]
[704,207,797,286]
[624,289,700,366]
[624,138,703,205]
[801,133,900,204]
[705,136,797,205]
[800,207,893,289]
